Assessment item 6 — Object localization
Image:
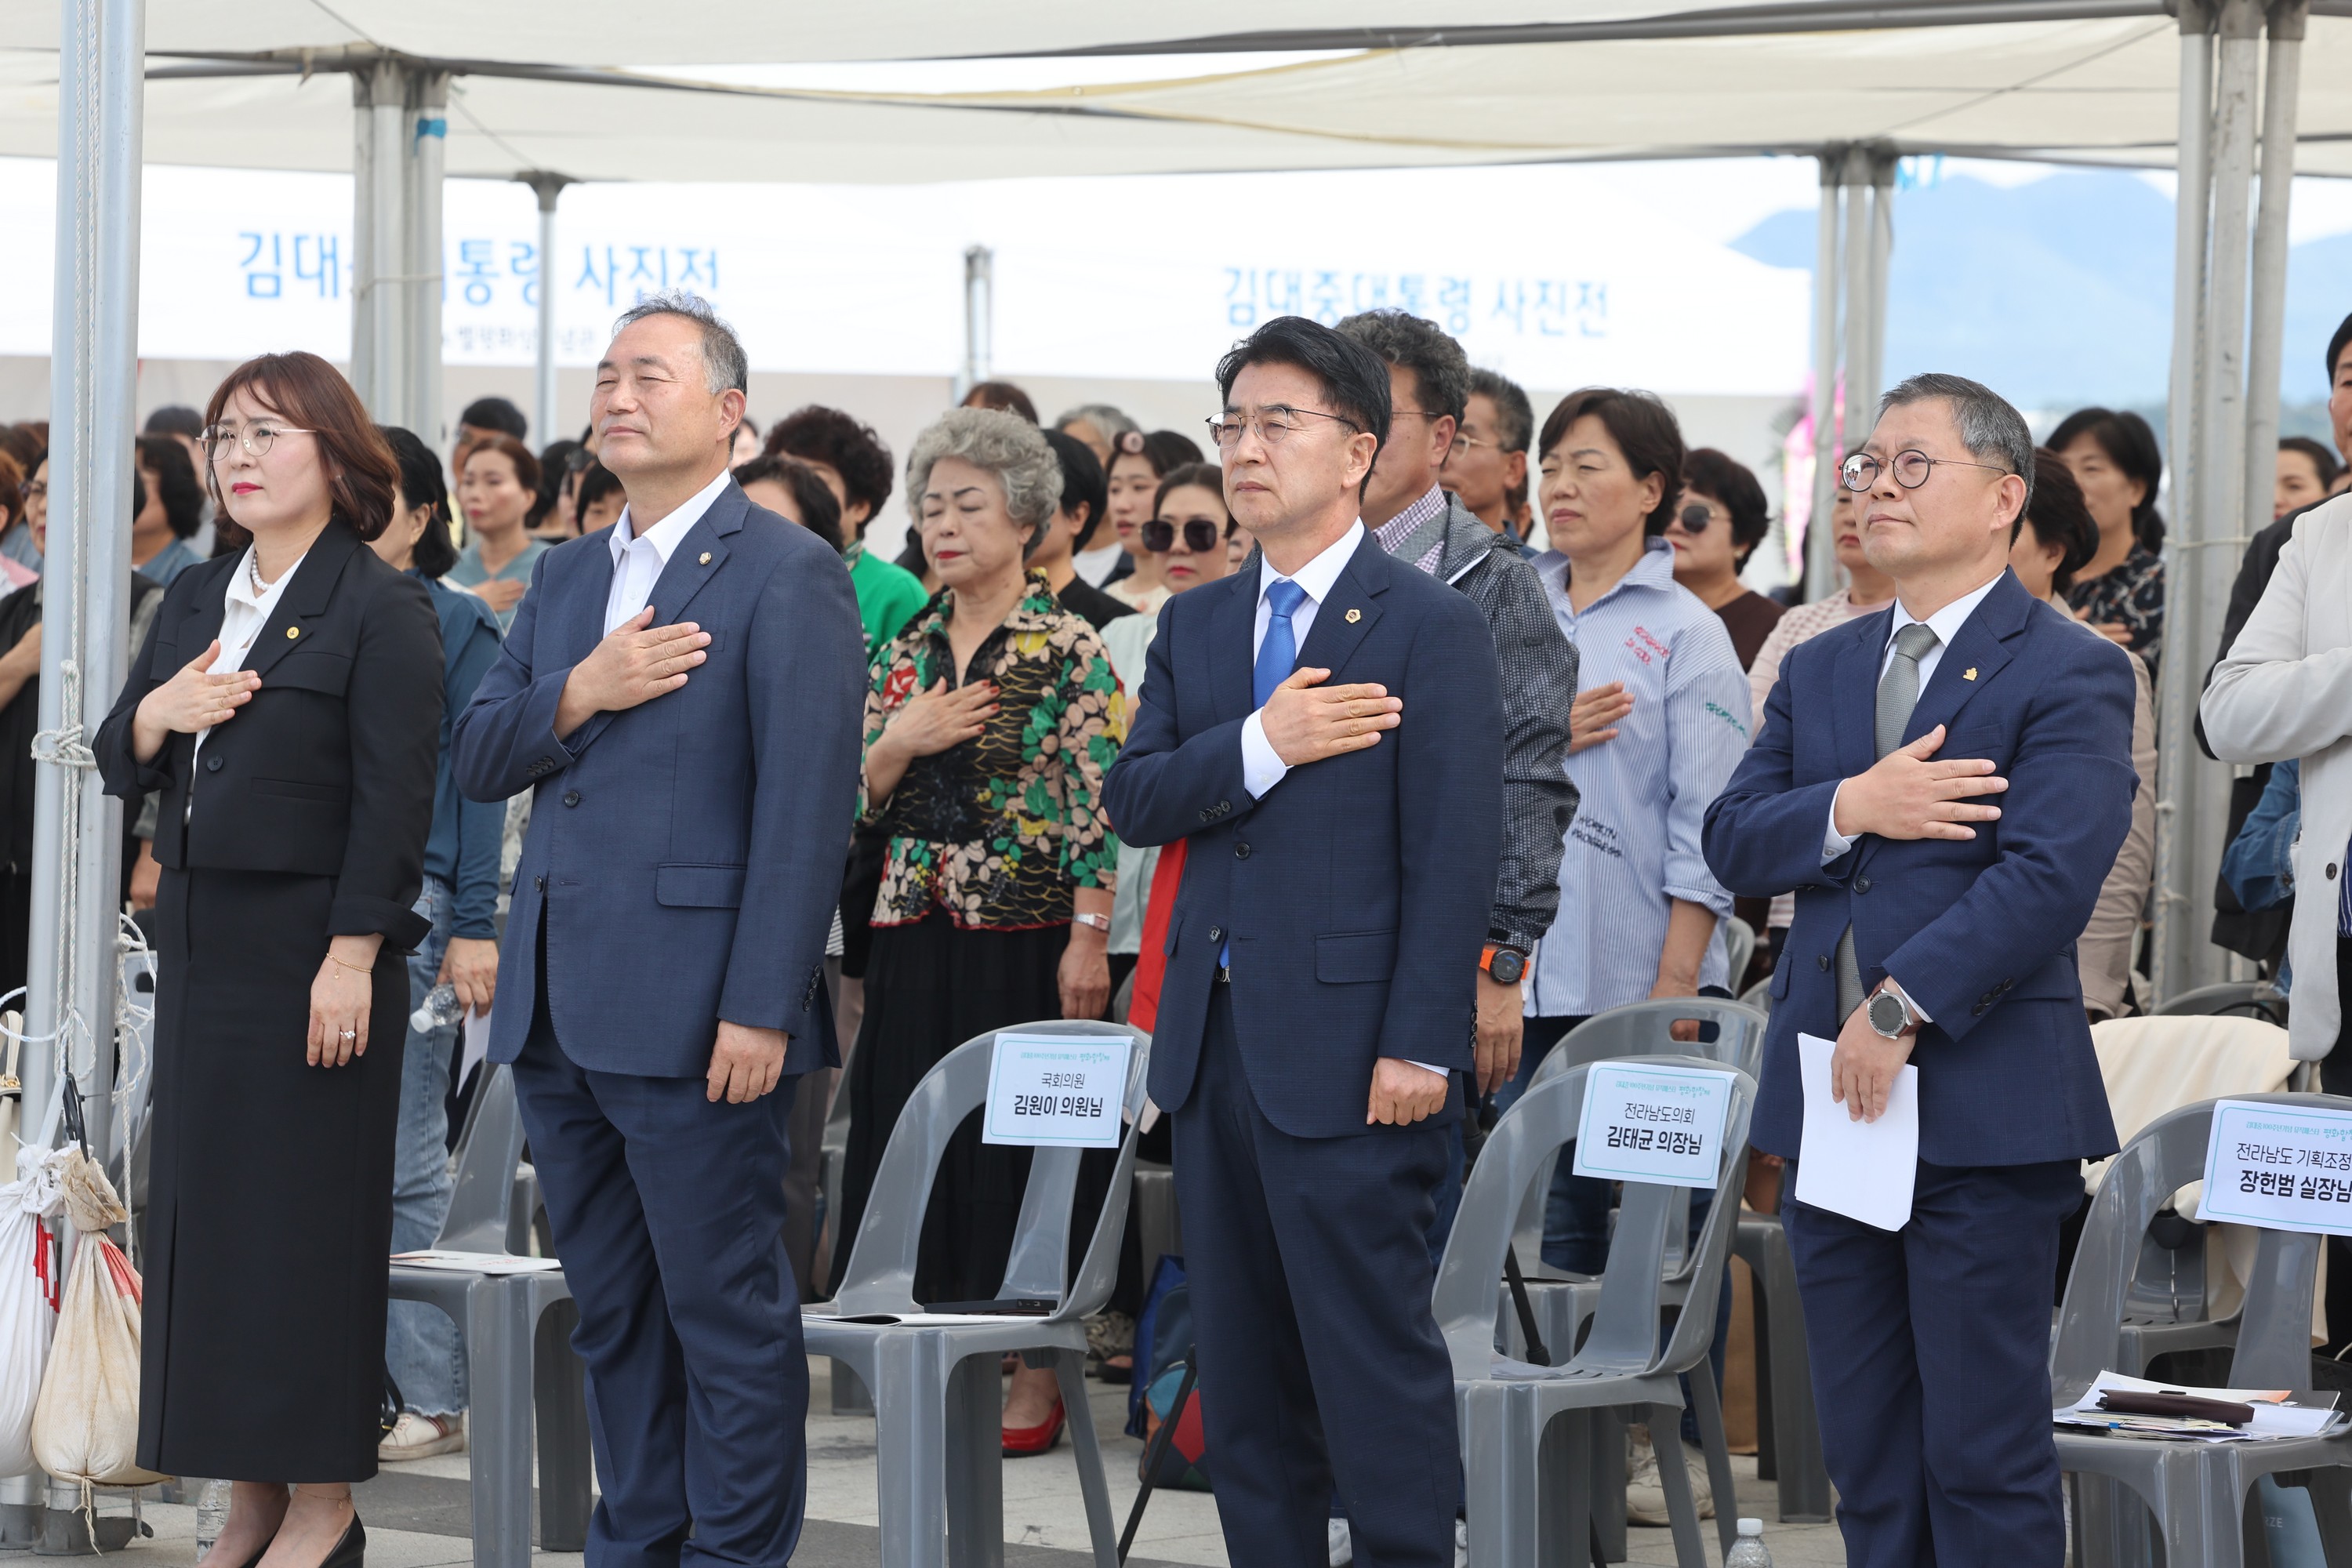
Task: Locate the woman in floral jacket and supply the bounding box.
[830,408,1125,1452]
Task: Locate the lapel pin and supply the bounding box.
[1345,608,1362,624]
[699,551,713,565]
[285,626,299,639]
[1963,666,1977,681]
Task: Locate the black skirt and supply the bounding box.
[136,866,408,1482]
[831,912,1112,1305]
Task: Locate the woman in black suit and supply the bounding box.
[96,351,442,1568]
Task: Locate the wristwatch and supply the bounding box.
[1072,912,1110,935]
[1480,945,1527,985]
[1866,985,1920,1040]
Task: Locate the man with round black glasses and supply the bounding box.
[1704,373,2136,1568]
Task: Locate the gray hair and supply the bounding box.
[611,290,749,397]
[1052,402,1138,445]
[1877,372,2034,514]
[906,407,1065,560]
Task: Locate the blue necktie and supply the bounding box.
[1254,578,1308,707]
[1226,579,1308,970]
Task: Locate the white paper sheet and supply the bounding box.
[1794,1032,1919,1232]
[391,1250,563,1276]
[2054,1369,2345,1442]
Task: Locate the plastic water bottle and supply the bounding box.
[1725,1518,1773,1566]
[194,1479,231,1560]
[409,982,463,1034]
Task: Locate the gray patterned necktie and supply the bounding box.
[1835,621,1942,1022]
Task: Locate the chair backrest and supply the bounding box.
[437,1061,527,1254]
[1529,998,1769,1089]
[1519,999,1768,1269]
[1435,1054,1754,1383]
[1722,918,1756,996]
[833,1020,1151,1319]
[2154,980,2288,1027]
[2052,1092,2345,1403]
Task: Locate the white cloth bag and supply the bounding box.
[0,1028,58,1478]
[31,1145,167,1489]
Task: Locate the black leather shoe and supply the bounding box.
[308,1515,365,1568]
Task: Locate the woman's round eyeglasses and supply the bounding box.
[1839,449,2012,492]
[201,423,315,463]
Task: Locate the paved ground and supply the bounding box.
[15,1359,1849,1566]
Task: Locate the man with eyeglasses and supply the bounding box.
[1334,312,1578,1218]
[1104,315,1504,1568]
[1703,373,2136,1568]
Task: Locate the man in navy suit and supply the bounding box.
[1103,316,1503,1568]
[454,292,864,1568]
[1703,373,2136,1568]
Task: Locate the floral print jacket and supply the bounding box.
[2065,543,2165,673]
[860,571,1125,930]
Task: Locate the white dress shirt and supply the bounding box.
[1821,571,2004,863]
[604,469,732,635]
[1238,521,1365,799]
[1819,570,2003,1023]
[190,544,305,815]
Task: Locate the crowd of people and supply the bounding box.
[4,286,2352,1568]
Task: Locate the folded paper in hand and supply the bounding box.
[1794,1032,1918,1231]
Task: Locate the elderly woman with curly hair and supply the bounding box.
[829,407,1124,1452]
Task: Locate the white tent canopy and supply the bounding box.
[4,5,2352,182]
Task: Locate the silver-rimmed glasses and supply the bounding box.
[201,423,316,463]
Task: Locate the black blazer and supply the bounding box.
[95,521,443,949]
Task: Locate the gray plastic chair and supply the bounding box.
[1439,1055,1755,1566]
[2054,1094,2352,1568]
[805,1020,1149,1568]
[386,1062,593,1568]
[2154,979,2289,1027]
[1721,917,1756,996]
[1504,999,1775,1544]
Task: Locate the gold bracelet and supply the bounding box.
[329,953,373,975]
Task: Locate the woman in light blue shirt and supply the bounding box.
[1514,387,1751,1515]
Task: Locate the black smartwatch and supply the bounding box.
[1867,985,1920,1040]
[1480,945,1527,985]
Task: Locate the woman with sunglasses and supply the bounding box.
[95,351,442,1568]
[1102,429,1206,615]
[1666,448,1785,671]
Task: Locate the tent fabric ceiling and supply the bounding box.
[3,7,2350,183]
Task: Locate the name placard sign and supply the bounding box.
[2198,1098,2352,1236]
[1570,1060,1737,1189]
[982,1033,1133,1149]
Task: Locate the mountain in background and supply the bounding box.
[1732,169,2352,416]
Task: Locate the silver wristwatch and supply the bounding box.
[1866,986,1918,1040]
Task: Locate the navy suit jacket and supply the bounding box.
[452,481,866,1080]
[1101,534,1504,1140]
[1702,571,2134,1167]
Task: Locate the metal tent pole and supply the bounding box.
[2188,0,2262,996]
[359,57,408,418]
[521,172,575,448]
[2151,0,2218,1008]
[350,68,376,399]
[1864,147,1897,410]
[1839,147,1876,460]
[959,245,994,401]
[2242,1,2305,544]
[26,0,140,1540]
[1806,149,1843,598]
[408,71,449,444]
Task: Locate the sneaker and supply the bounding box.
[1327,1518,1352,1566]
[378,1411,465,1462]
[1624,1423,1713,1526]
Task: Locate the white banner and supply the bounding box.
[0,158,1809,395]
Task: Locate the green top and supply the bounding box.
[846,540,931,655]
[447,536,551,633]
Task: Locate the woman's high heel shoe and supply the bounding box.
[306,1515,365,1568]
